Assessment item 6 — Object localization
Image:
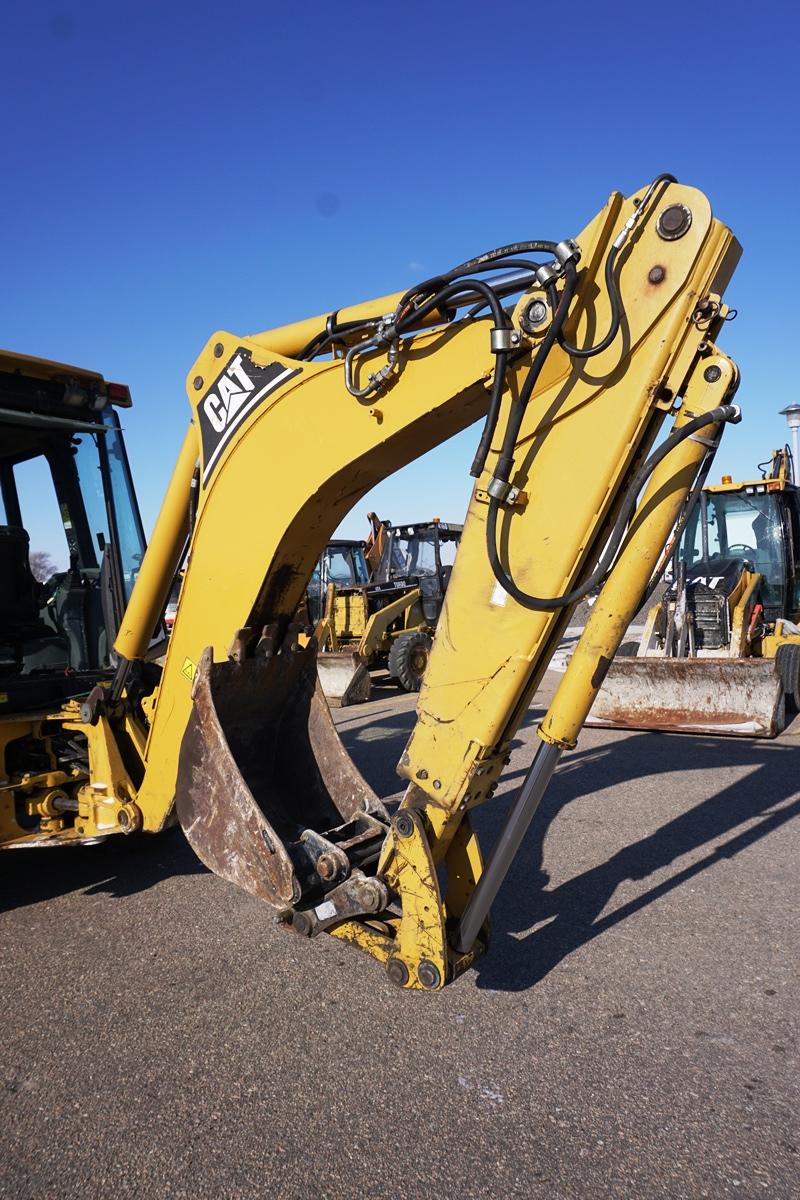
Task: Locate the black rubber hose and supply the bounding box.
[395,277,510,336]
[298,316,381,362]
[394,276,511,481]
[300,255,550,361]
[557,241,623,359]
[486,404,740,611]
[557,173,676,360]
[491,261,578,486]
[396,241,560,318]
[470,351,508,478]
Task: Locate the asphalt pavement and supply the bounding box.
[1,671,798,1199]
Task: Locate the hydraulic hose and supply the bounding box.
[397,241,560,318]
[470,350,508,478]
[486,403,741,611]
[395,277,510,336]
[299,247,559,362]
[489,261,578,487]
[557,173,676,360]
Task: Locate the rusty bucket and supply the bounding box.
[175,639,388,910]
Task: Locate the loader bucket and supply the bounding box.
[316,651,372,707]
[175,642,386,908]
[587,657,785,738]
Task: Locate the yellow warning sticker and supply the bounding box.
[181,657,197,683]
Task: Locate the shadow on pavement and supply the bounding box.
[337,699,800,994]
[473,733,800,992]
[6,690,798,1001]
[339,701,800,993]
[0,826,207,914]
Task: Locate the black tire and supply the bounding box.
[776,643,800,710]
[387,631,432,692]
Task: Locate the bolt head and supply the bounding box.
[417,960,442,989]
[387,957,410,987]
[316,853,337,881]
[192,375,204,391]
[703,365,722,383]
[394,811,414,839]
[522,299,549,332]
[356,882,382,912]
[213,342,224,357]
[648,265,666,284]
[656,203,692,241]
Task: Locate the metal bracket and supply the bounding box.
[379,809,449,989]
[554,239,581,267]
[534,262,561,288]
[475,487,527,510]
[490,328,521,353]
[287,871,389,937]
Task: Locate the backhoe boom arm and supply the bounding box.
[111,178,740,988]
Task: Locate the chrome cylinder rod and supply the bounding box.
[454,738,562,954]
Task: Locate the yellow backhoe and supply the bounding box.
[313,516,462,703]
[0,177,742,988]
[588,448,800,736]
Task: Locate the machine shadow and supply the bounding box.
[0,827,207,914]
[339,702,800,993]
[471,733,800,993]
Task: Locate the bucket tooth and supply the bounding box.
[175,641,387,908]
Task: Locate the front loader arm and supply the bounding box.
[116,179,740,987]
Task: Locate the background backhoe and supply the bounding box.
[0,177,742,988]
[313,515,462,703]
[588,448,800,736]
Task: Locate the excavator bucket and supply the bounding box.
[175,640,388,909]
[316,651,372,707]
[587,657,785,738]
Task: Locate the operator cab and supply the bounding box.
[675,465,800,647]
[307,539,370,623]
[0,350,147,712]
[375,520,462,622]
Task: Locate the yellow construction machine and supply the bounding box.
[0,177,742,988]
[313,516,462,703]
[589,448,800,736]
[305,539,374,705]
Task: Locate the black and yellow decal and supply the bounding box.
[198,348,301,484]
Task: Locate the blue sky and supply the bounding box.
[2,0,798,562]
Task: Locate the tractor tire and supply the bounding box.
[388,631,432,692]
[776,643,800,711]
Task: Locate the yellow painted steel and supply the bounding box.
[250,293,450,360]
[114,423,198,661]
[396,185,740,853]
[358,586,422,657]
[539,349,738,749]
[120,184,739,855]
[728,571,763,657]
[7,180,741,979]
